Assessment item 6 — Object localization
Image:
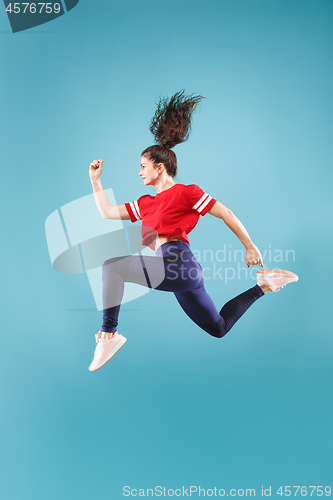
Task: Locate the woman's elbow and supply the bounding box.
[222,208,234,222]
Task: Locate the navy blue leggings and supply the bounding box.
[101,241,264,338]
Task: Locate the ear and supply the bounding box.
[157,162,165,173]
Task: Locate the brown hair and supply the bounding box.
[142,90,205,177]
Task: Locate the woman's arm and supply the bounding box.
[90,159,131,220]
[208,200,263,267]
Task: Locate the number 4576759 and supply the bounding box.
[5,3,61,14]
[277,486,331,496]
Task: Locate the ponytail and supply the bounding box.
[142,90,205,177]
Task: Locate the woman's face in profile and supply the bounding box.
[139,155,161,187]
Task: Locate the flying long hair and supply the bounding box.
[142,90,205,177]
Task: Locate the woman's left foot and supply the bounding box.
[257,269,299,292]
[89,330,127,372]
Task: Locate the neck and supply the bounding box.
[154,176,176,194]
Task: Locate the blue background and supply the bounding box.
[0,1,332,498]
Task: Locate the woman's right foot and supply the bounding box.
[89,330,127,372]
[257,269,299,293]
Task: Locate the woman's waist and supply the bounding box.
[155,239,191,258]
[153,232,185,251]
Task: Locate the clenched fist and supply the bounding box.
[89,159,103,182]
[245,243,264,268]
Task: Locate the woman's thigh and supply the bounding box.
[103,253,204,293]
[144,252,204,292]
[174,286,221,326]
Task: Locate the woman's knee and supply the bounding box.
[102,256,126,279]
[103,256,124,267]
[198,317,227,339]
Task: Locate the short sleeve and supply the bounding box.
[124,199,142,223]
[186,185,217,216]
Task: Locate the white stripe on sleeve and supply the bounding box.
[192,193,211,213]
[197,195,212,213]
[133,200,141,219]
[130,201,141,221]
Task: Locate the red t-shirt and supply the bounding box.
[125,184,217,250]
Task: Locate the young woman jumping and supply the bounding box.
[88,90,298,372]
